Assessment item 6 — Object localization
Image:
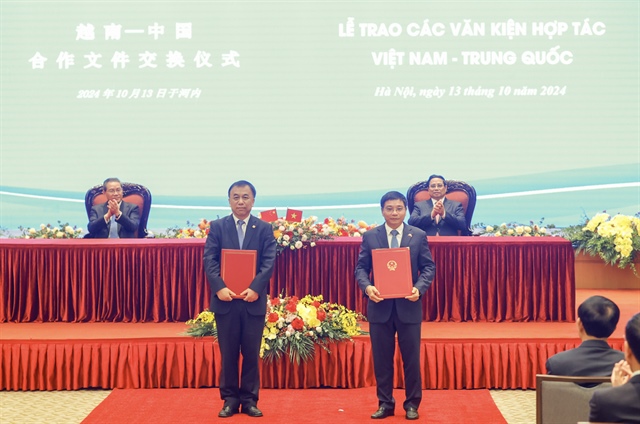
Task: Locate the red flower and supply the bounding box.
[338,228,348,236]
[291,318,304,330]
[270,298,281,306]
[285,302,297,313]
[317,309,326,321]
[324,218,330,224]
[267,312,279,323]
[312,301,321,308]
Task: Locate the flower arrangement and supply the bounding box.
[185,294,367,364]
[157,219,210,238]
[563,213,640,272]
[473,219,554,237]
[271,216,334,254]
[18,222,83,239]
[157,216,377,254]
[322,217,376,237]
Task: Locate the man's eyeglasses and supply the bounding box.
[106,188,122,194]
[429,184,445,189]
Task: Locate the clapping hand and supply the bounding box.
[611,359,632,387]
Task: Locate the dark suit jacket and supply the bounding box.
[355,224,435,324]
[203,214,276,316]
[589,374,640,423]
[408,198,466,236]
[87,201,140,238]
[546,339,624,376]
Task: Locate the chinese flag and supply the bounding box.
[286,208,303,222]
[259,209,278,222]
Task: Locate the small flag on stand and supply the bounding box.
[286,208,303,222]
[259,209,278,222]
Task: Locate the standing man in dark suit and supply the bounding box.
[408,174,466,236]
[589,312,640,423]
[546,295,624,376]
[355,191,435,420]
[203,180,276,418]
[87,177,140,238]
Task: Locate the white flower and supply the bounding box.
[301,234,308,242]
[315,326,323,333]
[282,241,289,247]
[540,227,547,234]
[40,224,46,229]
[310,242,316,247]
[486,226,494,232]
[524,226,532,234]
[65,226,74,234]
[267,333,277,340]
[24,235,30,239]
[28,228,36,234]
[52,227,59,232]
[507,229,514,235]
[295,241,303,249]
[283,234,290,241]
[76,228,83,233]
[56,231,64,238]
[353,232,362,237]
[494,232,502,237]
[290,245,295,250]
[278,225,285,231]
[515,226,524,235]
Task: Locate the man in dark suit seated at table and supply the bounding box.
[589,312,640,423]
[407,174,466,236]
[355,191,435,420]
[546,295,624,376]
[87,177,140,238]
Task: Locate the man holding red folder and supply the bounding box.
[355,191,435,421]
[203,180,276,418]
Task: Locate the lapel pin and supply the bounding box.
[252,225,256,228]
[408,233,413,237]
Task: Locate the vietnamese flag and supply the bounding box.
[286,208,303,222]
[259,209,278,222]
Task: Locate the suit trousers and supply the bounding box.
[369,303,422,411]
[215,300,264,409]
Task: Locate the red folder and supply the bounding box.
[259,209,278,222]
[221,249,257,299]
[371,247,413,298]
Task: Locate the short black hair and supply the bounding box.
[625,313,640,361]
[103,177,121,189]
[578,295,620,338]
[427,174,446,187]
[228,180,256,197]
[380,191,407,209]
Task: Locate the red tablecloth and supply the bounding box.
[0,236,575,323]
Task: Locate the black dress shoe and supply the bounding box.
[218,405,239,418]
[242,405,263,417]
[371,407,394,419]
[405,407,419,420]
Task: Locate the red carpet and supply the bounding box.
[81,387,507,424]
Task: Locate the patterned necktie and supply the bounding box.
[237,220,245,248]
[108,215,119,238]
[390,229,399,248]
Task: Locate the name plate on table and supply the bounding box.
[371,247,413,298]
[221,249,257,299]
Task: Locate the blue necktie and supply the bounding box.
[390,229,399,248]
[109,215,119,238]
[237,220,245,248]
